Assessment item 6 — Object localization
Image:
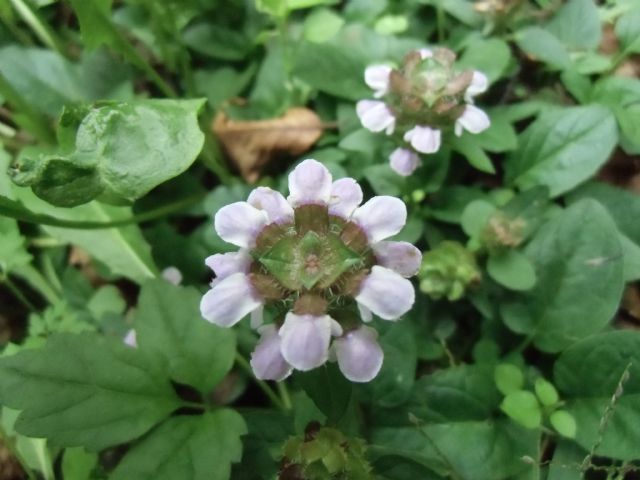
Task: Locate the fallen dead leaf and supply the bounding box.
[213,107,324,182]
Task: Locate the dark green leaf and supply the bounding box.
[500,390,542,429]
[296,363,352,425]
[515,27,570,70]
[546,0,601,50]
[487,250,537,291]
[494,364,524,396]
[458,37,511,83]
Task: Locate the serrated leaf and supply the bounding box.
[0,333,181,450]
[135,279,237,393]
[505,105,617,197]
[110,410,247,480]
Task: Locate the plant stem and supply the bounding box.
[2,276,36,311]
[9,0,67,56]
[13,264,61,305]
[277,381,292,410]
[235,353,286,411]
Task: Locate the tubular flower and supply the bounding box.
[200,159,421,382]
[356,48,490,175]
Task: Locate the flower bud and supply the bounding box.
[419,241,481,300]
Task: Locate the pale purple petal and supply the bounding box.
[465,71,488,102]
[329,178,363,219]
[389,148,420,176]
[356,100,396,134]
[248,186,294,224]
[335,326,384,382]
[455,121,464,137]
[287,159,332,207]
[456,105,490,135]
[205,250,251,279]
[364,64,392,97]
[214,202,269,248]
[419,48,433,59]
[373,241,422,277]
[250,305,264,329]
[352,196,407,243]
[355,266,415,320]
[404,126,441,154]
[123,329,137,348]
[330,318,344,337]
[161,266,182,285]
[200,273,262,327]
[358,304,373,323]
[251,325,292,381]
[278,313,332,371]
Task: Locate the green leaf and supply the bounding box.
[550,410,577,438]
[473,112,518,153]
[534,378,559,407]
[0,333,181,450]
[554,331,640,460]
[487,250,537,291]
[194,66,255,109]
[546,0,601,50]
[460,200,496,238]
[500,390,542,429]
[0,217,32,274]
[515,27,570,70]
[451,134,495,174]
[182,23,253,61]
[11,100,205,207]
[135,279,237,393]
[505,105,617,197]
[303,8,344,43]
[110,410,246,480]
[295,363,352,425]
[494,364,524,396]
[501,200,624,352]
[616,10,640,54]
[62,447,98,480]
[457,37,512,83]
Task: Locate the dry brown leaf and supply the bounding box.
[213,107,323,182]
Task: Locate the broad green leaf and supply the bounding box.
[554,331,640,460]
[615,9,640,54]
[0,333,181,450]
[458,37,511,83]
[62,447,98,480]
[505,105,617,197]
[296,363,352,424]
[494,364,524,396]
[546,0,601,50]
[110,410,246,480]
[182,23,253,61]
[194,65,255,109]
[515,27,570,70]
[500,390,542,429]
[460,200,495,238]
[473,112,518,153]
[487,250,537,291]
[11,100,205,206]
[303,8,344,43]
[135,279,236,393]
[572,52,613,75]
[501,200,624,352]
[451,134,495,173]
[547,440,585,480]
[67,0,115,50]
[372,420,537,480]
[0,217,32,274]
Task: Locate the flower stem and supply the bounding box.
[235,353,286,411]
[2,276,36,311]
[277,381,292,410]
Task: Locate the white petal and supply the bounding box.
[251,325,292,381]
[335,326,384,382]
[200,273,262,327]
[465,71,488,102]
[330,319,344,337]
[205,250,251,279]
[329,178,363,219]
[454,121,464,137]
[250,305,264,329]
[419,48,433,59]
[403,126,441,154]
[278,313,332,371]
[123,329,137,348]
[161,266,183,285]
[287,159,332,207]
[373,241,422,277]
[352,196,407,243]
[358,304,373,323]
[356,100,396,134]
[364,64,392,97]
[389,148,420,176]
[214,202,269,248]
[457,105,490,134]
[355,266,415,320]
[248,187,294,224]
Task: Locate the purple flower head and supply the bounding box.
[201,159,422,382]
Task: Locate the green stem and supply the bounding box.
[40,253,63,294]
[277,381,292,410]
[9,0,67,56]
[235,353,285,411]
[436,2,446,43]
[13,264,61,305]
[0,192,205,230]
[2,276,36,311]
[200,129,233,185]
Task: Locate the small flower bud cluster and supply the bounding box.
[356,48,491,176]
[419,241,480,301]
[200,160,421,383]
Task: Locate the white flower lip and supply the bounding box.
[455,105,491,137]
[356,100,396,135]
[465,70,489,103]
[287,159,333,207]
[329,178,363,219]
[389,148,420,176]
[248,186,294,224]
[364,64,392,98]
[200,272,262,327]
[373,241,423,278]
[352,196,407,243]
[404,126,442,154]
[250,324,292,381]
[214,201,269,248]
[355,266,416,321]
[334,326,384,382]
[205,250,251,279]
[279,313,333,371]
